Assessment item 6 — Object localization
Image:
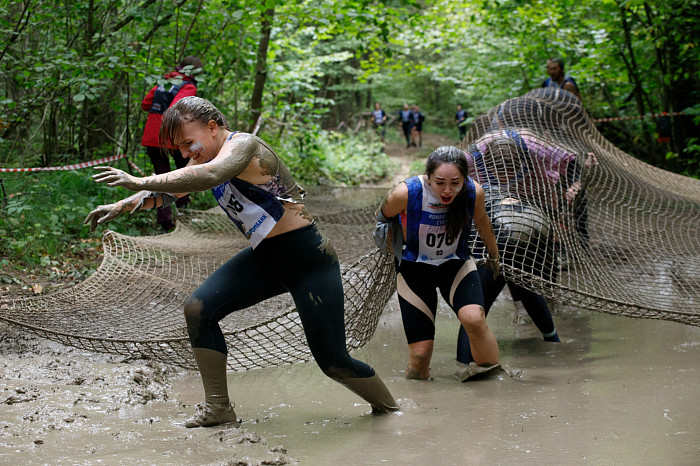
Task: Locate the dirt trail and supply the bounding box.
[376,132,459,188]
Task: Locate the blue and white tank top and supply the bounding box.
[401,175,476,265]
[543,76,579,92]
[211,132,304,248]
[372,109,385,124]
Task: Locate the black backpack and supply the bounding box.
[148,83,185,114]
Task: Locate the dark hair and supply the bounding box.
[425,146,471,243]
[179,55,203,71]
[548,57,565,71]
[483,137,528,182]
[160,96,228,147]
[485,137,521,164]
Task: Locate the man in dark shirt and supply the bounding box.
[542,58,581,100]
[398,104,414,148]
[455,104,468,141]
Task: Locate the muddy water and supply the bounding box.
[3,293,700,465]
[180,295,700,465]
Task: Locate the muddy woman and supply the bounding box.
[85,96,398,428]
[375,146,501,381]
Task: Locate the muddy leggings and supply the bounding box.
[183,224,374,379]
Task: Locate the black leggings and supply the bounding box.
[397,258,484,344]
[184,224,374,379]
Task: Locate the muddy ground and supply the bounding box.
[2,293,700,465]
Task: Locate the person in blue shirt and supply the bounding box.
[375,146,501,381]
[542,58,581,101]
[456,104,468,141]
[398,103,414,148]
[371,102,388,142]
[85,96,399,428]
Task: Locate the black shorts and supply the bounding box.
[397,258,483,344]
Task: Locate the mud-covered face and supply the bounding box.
[427,162,465,205]
[174,120,219,165]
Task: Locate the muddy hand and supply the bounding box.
[92,166,141,190]
[585,152,598,169]
[84,203,121,232]
[486,256,500,279]
[566,181,581,204]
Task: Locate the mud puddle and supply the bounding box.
[2,292,700,464]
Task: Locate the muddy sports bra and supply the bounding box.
[401,175,476,265]
[211,132,305,248]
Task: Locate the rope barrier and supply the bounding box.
[0,154,126,173]
[127,160,145,176]
[252,115,263,136]
[592,111,686,123]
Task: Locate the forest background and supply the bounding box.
[0,0,699,280]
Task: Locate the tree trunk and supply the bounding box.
[618,2,656,163]
[42,102,59,165]
[78,0,96,158]
[249,7,275,133]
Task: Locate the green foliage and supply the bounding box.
[666,138,700,179]
[0,0,699,269]
[273,128,395,185]
[0,170,160,263]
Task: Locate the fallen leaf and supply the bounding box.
[32,283,43,294]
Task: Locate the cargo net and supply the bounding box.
[462,88,700,326]
[0,187,396,370]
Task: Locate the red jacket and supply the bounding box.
[141,71,198,148]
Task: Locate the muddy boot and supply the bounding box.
[455,361,501,382]
[185,348,240,428]
[335,374,399,414]
[185,401,240,428]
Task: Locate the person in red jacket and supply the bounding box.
[141,56,202,231]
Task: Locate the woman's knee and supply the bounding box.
[458,305,487,332]
[183,295,205,329]
[408,341,433,368]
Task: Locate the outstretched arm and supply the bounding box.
[472,183,500,277]
[83,191,187,231]
[91,133,261,193]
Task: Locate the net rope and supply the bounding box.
[1,88,699,370]
[0,187,396,371]
[462,88,700,325]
